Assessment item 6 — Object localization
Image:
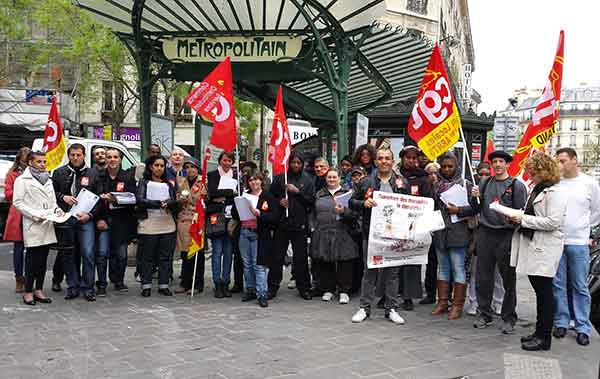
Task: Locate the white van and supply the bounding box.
[31,137,141,171]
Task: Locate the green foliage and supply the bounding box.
[235,97,261,142]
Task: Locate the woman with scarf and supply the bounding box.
[175,158,207,295]
[136,155,180,297]
[352,144,377,178]
[311,168,358,304]
[509,153,566,351]
[206,151,238,298]
[393,145,433,311]
[431,152,475,319]
[13,151,61,305]
[3,147,30,292]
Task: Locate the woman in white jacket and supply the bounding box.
[509,153,567,351]
[13,151,63,306]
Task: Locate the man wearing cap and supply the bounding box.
[471,150,527,333]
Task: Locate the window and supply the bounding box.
[407,0,428,15]
[102,81,113,111]
[557,120,562,131]
[557,135,561,146]
[570,135,576,147]
[570,120,577,131]
[585,120,591,131]
[585,103,592,110]
[585,135,591,145]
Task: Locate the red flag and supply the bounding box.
[185,57,237,152]
[483,138,495,175]
[187,198,205,259]
[43,96,67,171]
[268,85,292,175]
[509,31,564,176]
[408,44,462,160]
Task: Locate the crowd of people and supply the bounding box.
[3,141,597,352]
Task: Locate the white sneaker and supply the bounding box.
[322,292,334,302]
[352,308,369,323]
[492,303,502,315]
[387,309,405,325]
[467,306,478,316]
[287,279,296,289]
[339,293,350,304]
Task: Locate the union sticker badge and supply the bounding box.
[80,177,89,186]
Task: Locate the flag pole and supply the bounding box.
[190,243,200,299]
[284,161,289,218]
[235,144,241,195]
[191,147,211,299]
[458,126,480,204]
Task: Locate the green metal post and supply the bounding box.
[137,53,152,161]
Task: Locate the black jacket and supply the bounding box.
[97,167,137,244]
[52,164,101,217]
[395,166,433,198]
[206,169,237,215]
[350,171,407,236]
[255,191,281,267]
[135,179,180,223]
[270,169,315,231]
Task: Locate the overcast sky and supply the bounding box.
[469,0,600,114]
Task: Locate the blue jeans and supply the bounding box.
[211,235,232,285]
[436,246,466,284]
[96,230,110,289]
[553,244,593,335]
[76,220,96,294]
[59,218,96,294]
[239,228,267,297]
[13,241,24,277]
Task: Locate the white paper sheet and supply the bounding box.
[111,192,136,205]
[44,211,71,224]
[146,181,170,201]
[490,201,524,218]
[242,193,259,208]
[439,184,469,223]
[218,176,238,191]
[333,190,353,220]
[69,188,100,216]
[234,196,255,221]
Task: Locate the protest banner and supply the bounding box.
[367,191,440,269]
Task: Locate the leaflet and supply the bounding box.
[234,196,255,221]
[218,176,238,191]
[490,201,524,218]
[146,181,170,201]
[111,192,137,205]
[439,184,469,223]
[69,188,100,216]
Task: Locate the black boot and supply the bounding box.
[521,335,551,351]
[419,294,436,305]
[214,283,224,298]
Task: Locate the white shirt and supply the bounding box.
[558,173,600,245]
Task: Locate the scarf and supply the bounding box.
[519,182,553,240]
[435,153,463,197]
[67,162,87,196]
[218,165,233,178]
[30,166,50,185]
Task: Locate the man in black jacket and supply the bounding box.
[94,148,137,296]
[52,143,101,301]
[268,152,315,300]
[350,147,406,324]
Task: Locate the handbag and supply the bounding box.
[227,218,240,238]
[206,212,227,238]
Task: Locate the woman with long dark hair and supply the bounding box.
[352,144,377,177]
[3,146,30,292]
[136,155,180,297]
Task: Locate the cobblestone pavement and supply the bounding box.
[0,248,598,379]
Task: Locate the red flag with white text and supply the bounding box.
[185,57,237,152]
[508,31,564,176]
[269,85,292,175]
[43,96,67,171]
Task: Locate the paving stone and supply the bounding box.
[503,352,562,379]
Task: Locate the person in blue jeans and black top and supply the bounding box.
[94,148,137,296]
[206,151,238,298]
[52,143,102,301]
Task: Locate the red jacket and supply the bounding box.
[3,169,23,241]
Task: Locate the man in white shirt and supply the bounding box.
[554,147,600,346]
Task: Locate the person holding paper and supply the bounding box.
[12,151,58,305]
[350,147,406,325]
[431,152,475,320]
[136,155,180,297]
[94,148,137,296]
[51,143,102,301]
[206,151,239,298]
[175,158,207,295]
[509,154,567,351]
[470,150,527,333]
[234,171,280,307]
[311,168,358,304]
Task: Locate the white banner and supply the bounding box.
[366,191,437,268]
[355,113,369,147]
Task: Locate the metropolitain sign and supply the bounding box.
[162,36,303,62]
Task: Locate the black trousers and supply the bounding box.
[139,233,176,289]
[424,244,438,298]
[528,275,554,337]
[476,226,518,324]
[179,251,205,290]
[232,227,244,288]
[52,250,63,284]
[25,245,50,292]
[315,260,353,294]
[351,234,364,293]
[269,228,310,292]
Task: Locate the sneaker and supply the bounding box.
[386,309,405,325]
[322,292,334,302]
[339,293,350,304]
[257,296,268,308]
[96,288,107,297]
[473,315,493,329]
[287,279,296,289]
[134,272,141,283]
[352,308,369,323]
[576,333,590,346]
[501,320,515,334]
[85,293,96,302]
[492,302,502,316]
[466,306,478,316]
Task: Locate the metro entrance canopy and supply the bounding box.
[74,0,433,160]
